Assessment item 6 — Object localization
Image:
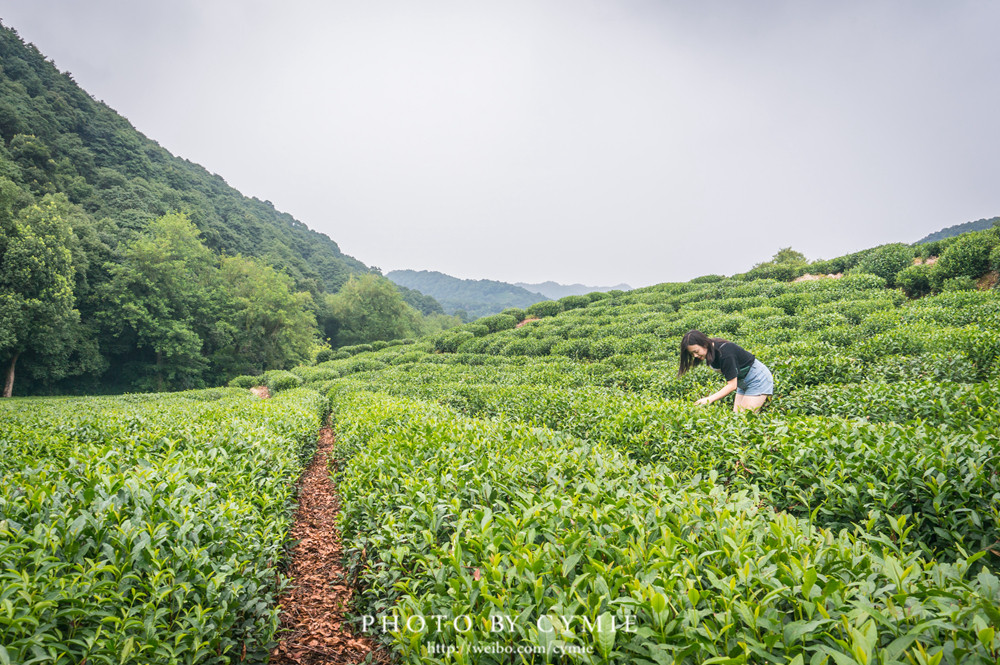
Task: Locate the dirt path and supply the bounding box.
[271,427,379,664]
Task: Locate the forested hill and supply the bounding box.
[0,22,459,396]
[0,22,370,292]
[917,216,1000,244]
[387,269,550,319]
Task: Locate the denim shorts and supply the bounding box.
[737,359,774,396]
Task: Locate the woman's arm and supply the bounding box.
[695,378,738,405]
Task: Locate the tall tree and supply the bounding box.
[325,274,422,347]
[214,255,317,375]
[0,187,79,396]
[101,212,217,391]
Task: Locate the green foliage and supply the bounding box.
[214,255,317,375]
[942,275,978,292]
[742,261,802,282]
[990,244,1000,273]
[325,274,422,347]
[331,391,1000,664]
[895,263,934,297]
[500,307,526,322]
[558,294,590,311]
[933,230,998,285]
[434,330,475,353]
[475,313,517,333]
[0,192,83,396]
[0,388,326,664]
[853,243,915,286]
[227,374,260,388]
[526,300,564,318]
[264,369,304,392]
[392,282,445,315]
[772,246,808,264]
[0,26,458,394]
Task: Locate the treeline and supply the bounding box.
[733,229,1000,295]
[916,215,1000,244]
[0,201,458,396]
[386,269,549,319]
[0,22,457,395]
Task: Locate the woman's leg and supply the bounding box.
[734,394,768,412]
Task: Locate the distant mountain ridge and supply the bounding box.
[386,270,549,320]
[515,281,631,299]
[917,216,1000,244]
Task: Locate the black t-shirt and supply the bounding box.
[709,340,755,381]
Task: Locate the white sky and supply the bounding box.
[2,0,998,287]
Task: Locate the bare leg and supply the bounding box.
[734,394,768,413]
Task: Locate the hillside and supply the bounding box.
[0,22,453,395]
[275,226,1000,661]
[6,226,1000,663]
[386,269,549,319]
[916,215,1000,244]
[0,23,371,293]
[514,280,632,299]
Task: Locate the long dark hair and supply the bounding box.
[678,329,728,376]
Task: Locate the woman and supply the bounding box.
[678,329,773,412]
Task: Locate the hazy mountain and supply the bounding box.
[514,281,632,299]
[386,270,549,320]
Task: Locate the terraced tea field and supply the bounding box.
[3,275,999,664]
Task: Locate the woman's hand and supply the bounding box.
[697,379,737,406]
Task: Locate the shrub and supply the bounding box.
[500,307,526,322]
[339,343,374,356]
[895,264,934,298]
[917,237,957,259]
[502,338,552,357]
[551,338,591,359]
[742,262,801,282]
[264,370,303,393]
[526,300,563,318]
[434,330,474,353]
[228,374,260,388]
[315,348,334,364]
[839,272,887,290]
[558,295,590,311]
[293,366,342,383]
[341,359,388,375]
[990,245,1000,272]
[807,257,850,275]
[464,324,490,337]
[852,243,914,286]
[476,314,517,333]
[942,276,978,292]
[689,274,726,284]
[934,231,997,283]
[388,351,428,365]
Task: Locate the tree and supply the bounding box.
[325,274,422,347]
[101,212,217,391]
[214,255,317,376]
[0,189,79,396]
[772,247,808,265]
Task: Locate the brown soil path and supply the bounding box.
[271,427,379,664]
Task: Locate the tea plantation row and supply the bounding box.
[0,388,326,665]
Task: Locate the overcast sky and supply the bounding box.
[2,1,998,287]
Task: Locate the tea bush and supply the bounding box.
[0,388,326,664]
